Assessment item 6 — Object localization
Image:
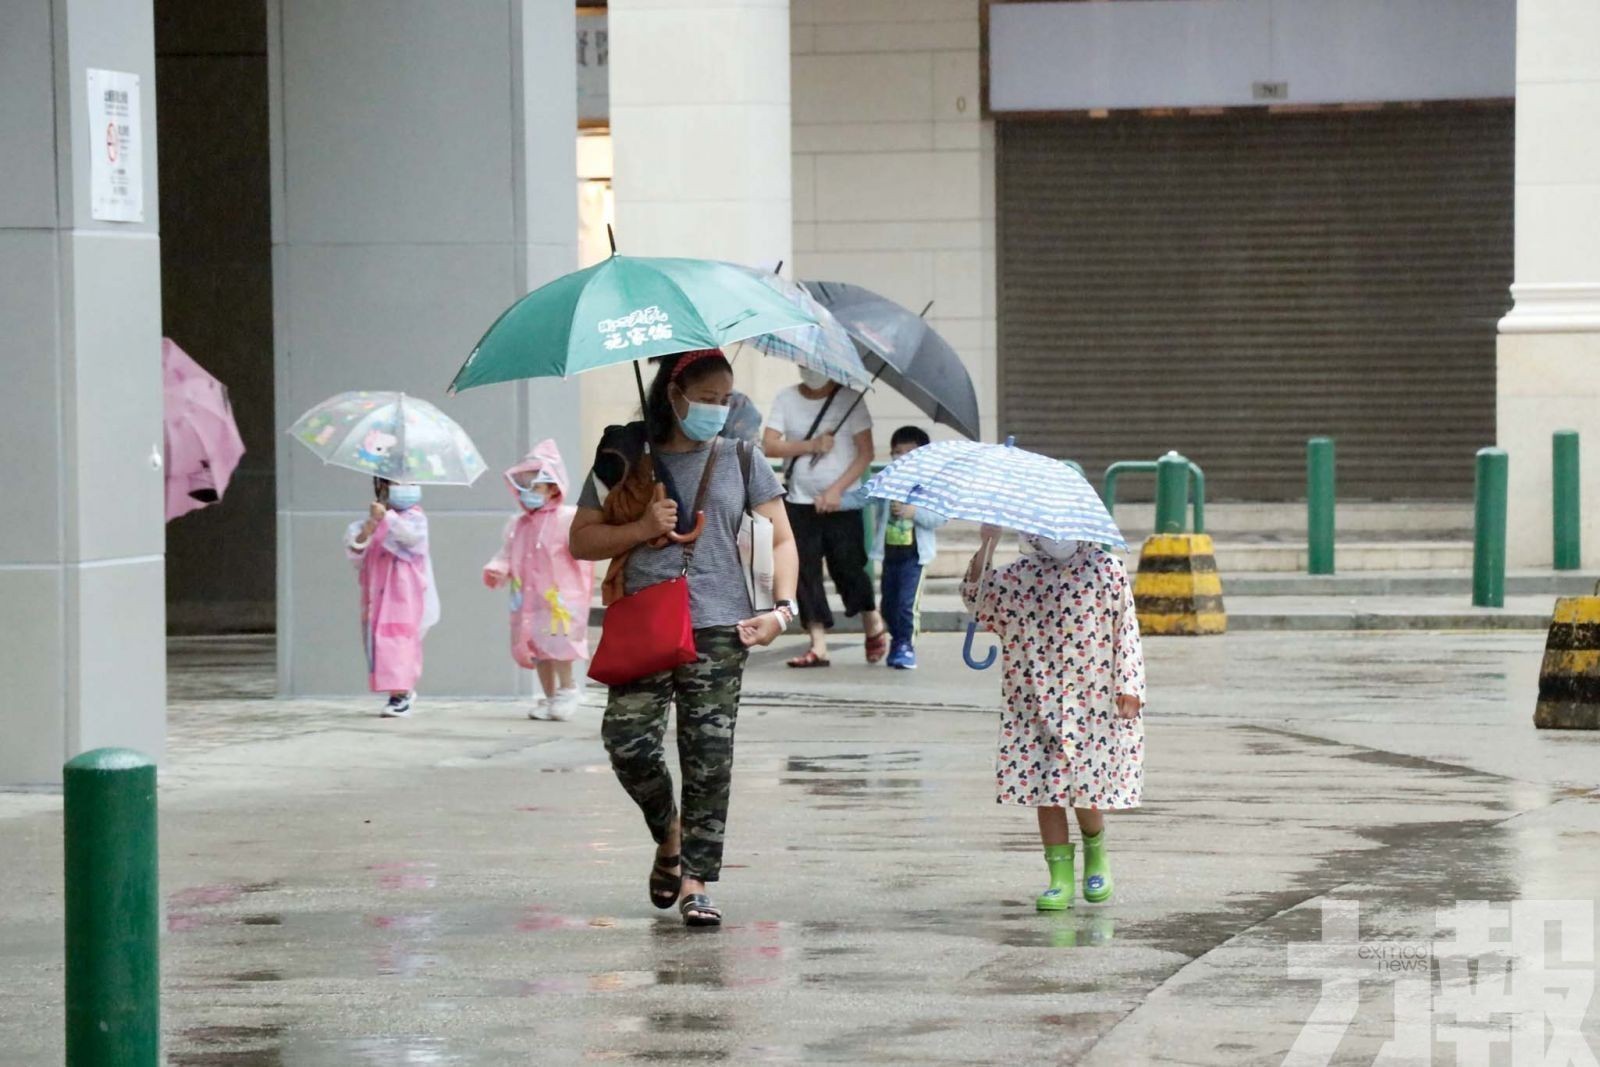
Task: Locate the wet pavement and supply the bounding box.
[1,632,1597,1064]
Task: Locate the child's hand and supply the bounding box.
[482,565,507,589]
[368,501,387,523]
[980,523,1003,546]
[1115,694,1142,720]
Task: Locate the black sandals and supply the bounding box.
[679,893,722,927]
[649,853,682,910]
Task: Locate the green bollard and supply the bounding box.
[65,748,159,1066]
[1472,448,1509,608]
[1553,430,1581,571]
[1307,437,1336,575]
[1101,460,1157,517]
[1154,452,1190,534]
[1187,461,1208,535]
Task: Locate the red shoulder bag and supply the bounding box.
[588,440,723,687]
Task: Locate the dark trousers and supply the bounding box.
[601,627,747,882]
[787,502,876,630]
[880,551,923,648]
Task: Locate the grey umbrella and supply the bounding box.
[801,281,981,441]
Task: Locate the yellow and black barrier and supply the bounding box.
[1133,533,1226,635]
[1534,584,1600,730]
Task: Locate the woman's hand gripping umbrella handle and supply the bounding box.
[963,525,1002,670]
[641,482,706,548]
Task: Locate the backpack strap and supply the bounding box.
[736,439,753,515]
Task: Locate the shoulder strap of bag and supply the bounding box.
[680,438,724,573]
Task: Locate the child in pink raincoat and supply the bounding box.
[345,478,439,718]
[484,439,595,721]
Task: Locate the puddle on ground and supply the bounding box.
[168,1024,287,1067]
[778,775,926,799]
[224,969,284,984]
[784,750,922,774]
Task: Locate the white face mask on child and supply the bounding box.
[1022,534,1082,562]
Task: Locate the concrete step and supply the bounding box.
[590,587,1571,634]
[927,502,1471,542]
[922,501,1478,577]
[1208,541,1475,574]
[923,538,1476,578]
[589,597,1552,634]
[1101,500,1472,537]
[923,570,1600,598]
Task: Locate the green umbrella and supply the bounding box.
[448,253,818,394]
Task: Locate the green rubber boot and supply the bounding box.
[1036,844,1075,911]
[1081,830,1113,903]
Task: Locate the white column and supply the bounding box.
[0,0,166,784]
[790,0,995,447]
[1498,0,1600,568]
[271,0,579,697]
[599,0,794,437]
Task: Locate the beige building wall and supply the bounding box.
[599,0,795,448]
[790,0,997,450]
[1498,0,1600,568]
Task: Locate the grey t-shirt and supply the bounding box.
[578,439,785,629]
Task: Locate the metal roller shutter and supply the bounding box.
[996,108,1513,500]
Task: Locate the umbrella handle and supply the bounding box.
[963,620,997,671]
[962,534,1000,670]
[662,511,706,545]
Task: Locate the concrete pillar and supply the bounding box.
[597,0,794,436]
[1499,0,1600,569]
[271,0,580,697]
[0,0,166,785]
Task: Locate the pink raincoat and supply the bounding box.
[345,507,439,692]
[483,440,594,665]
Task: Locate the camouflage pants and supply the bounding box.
[601,626,748,883]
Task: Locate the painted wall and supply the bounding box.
[989,0,1514,112]
[598,0,796,444]
[271,0,582,697]
[790,0,998,448]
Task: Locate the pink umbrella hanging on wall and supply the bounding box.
[163,337,246,522]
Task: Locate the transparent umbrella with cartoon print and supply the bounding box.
[286,391,488,486]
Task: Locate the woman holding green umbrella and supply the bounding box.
[568,349,799,928]
[452,252,821,925]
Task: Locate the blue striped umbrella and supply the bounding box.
[864,437,1126,550]
[725,266,875,391]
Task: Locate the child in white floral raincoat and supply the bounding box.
[961,524,1146,910]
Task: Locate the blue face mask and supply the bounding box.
[675,394,730,442]
[518,488,548,511]
[387,484,422,510]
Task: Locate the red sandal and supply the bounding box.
[865,628,891,664]
[786,650,832,669]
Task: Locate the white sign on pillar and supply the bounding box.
[86,68,144,222]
